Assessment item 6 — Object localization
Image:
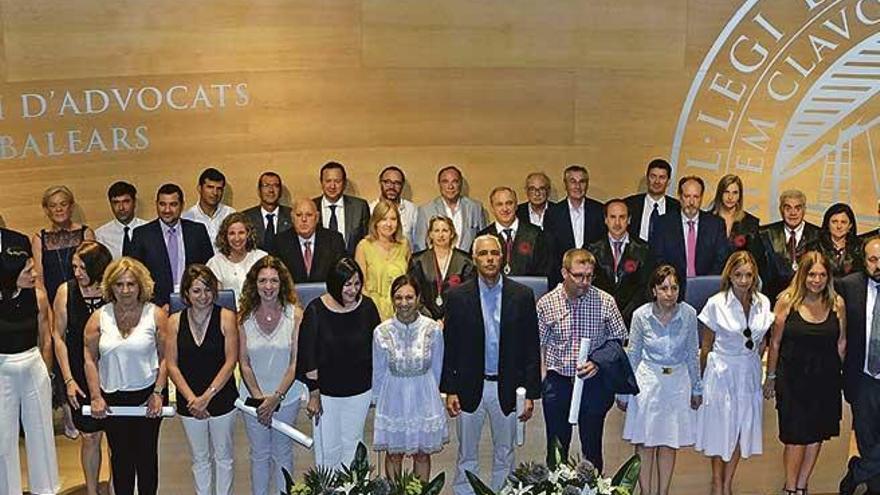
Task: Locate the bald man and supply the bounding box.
[275,198,347,283]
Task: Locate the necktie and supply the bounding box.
[328,204,339,234]
[869,285,880,375]
[613,240,623,273]
[167,226,180,287]
[122,225,131,254]
[648,202,660,241]
[787,229,797,264]
[264,213,276,249]
[686,220,697,278]
[303,240,313,277]
[503,228,514,265]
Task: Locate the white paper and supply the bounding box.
[235,399,314,449]
[82,405,176,418]
[568,337,592,424]
[515,387,526,446]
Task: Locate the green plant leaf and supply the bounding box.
[422,472,445,495]
[465,470,498,495]
[610,454,641,492]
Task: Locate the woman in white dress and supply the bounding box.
[373,274,447,480]
[696,250,775,495]
[207,212,267,301]
[618,264,701,495]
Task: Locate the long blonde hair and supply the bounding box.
[778,251,837,308]
[719,251,760,297]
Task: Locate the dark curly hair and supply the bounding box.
[238,255,298,324]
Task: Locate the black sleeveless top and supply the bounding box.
[65,280,105,395]
[176,305,237,416]
[0,288,39,353]
[40,226,86,302]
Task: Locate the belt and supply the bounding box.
[661,367,673,375]
[484,374,499,381]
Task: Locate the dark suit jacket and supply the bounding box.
[650,211,729,282]
[588,236,653,327]
[516,202,551,230]
[125,219,213,306]
[477,222,550,277]
[544,197,605,287]
[624,193,681,240]
[275,227,346,284]
[241,205,293,254]
[313,195,370,255]
[859,228,880,242]
[408,248,475,319]
[1,228,32,257]
[758,221,820,301]
[836,272,870,403]
[440,277,541,415]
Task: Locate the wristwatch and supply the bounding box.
[275,390,286,401]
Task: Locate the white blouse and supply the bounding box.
[698,290,775,358]
[98,303,159,393]
[206,249,268,301]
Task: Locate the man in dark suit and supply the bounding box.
[478,186,550,277]
[589,199,652,327]
[125,184,213,307]
[838,238,880,495]
[650,175,729,283]
[758,189,820,302]
[275,198,346,284]
[442,234,540,495]
[241,171,293,254]
[544,165,606,286]
[516,171,552,230]
[0,227,32,258]
[312,161,370,255]
[624,158,681,242]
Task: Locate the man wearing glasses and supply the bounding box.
[536,248,631,471]
[517,172,553,230]
[369,165,417,247]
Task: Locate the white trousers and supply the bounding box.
[0,348,60,495]
[180,410,237,495]
[453,380,516,495]
[313,390,372,469]
[243,400,300,495]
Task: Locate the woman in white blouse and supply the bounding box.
[618,264,701,495]
[696,251,775,495]
[207,213,268,302]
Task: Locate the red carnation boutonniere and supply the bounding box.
[733,234,747,249]
[843,260,853,274]
[517,242,533,256]
[623,259,639,274]
[447,275,462,287]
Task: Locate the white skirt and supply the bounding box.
[622,361,696,448]
[695,351,763,461]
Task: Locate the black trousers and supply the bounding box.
[541,370,612,471]
[848,373,880,493]
[103,386,164,495]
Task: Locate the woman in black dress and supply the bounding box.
[52,240,113,495]
[408,215,474,319]
[709,174,761,254]
[804,203,863,278]
[764,251,846,495]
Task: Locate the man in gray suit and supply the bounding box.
[241,171,293,254]
[414,165,489,252]
[312,161,370,255]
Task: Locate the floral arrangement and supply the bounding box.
[466,441,640,495]
[282,443,445,495]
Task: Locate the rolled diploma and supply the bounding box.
[515,387,526,446]
[82,405,176,417]
[234,398,314,449]
[568,337,592,424]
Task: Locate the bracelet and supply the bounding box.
[64,377,75,385]
[208,386,217,395]
[766,373,777,380]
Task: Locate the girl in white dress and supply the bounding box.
[696,251,774,495]
[618,264,701,495]
[372,274,447,480]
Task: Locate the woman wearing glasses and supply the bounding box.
[695,251,774,495]
[763,251,845,495]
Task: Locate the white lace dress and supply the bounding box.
[372,314,448,454]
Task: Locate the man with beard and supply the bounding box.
[369,165,417,247]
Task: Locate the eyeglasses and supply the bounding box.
[743,327,754,350]
[566,268,594,283]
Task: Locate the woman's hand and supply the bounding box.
[146,392,163,418]
[306,393,323,425]
[188,395,211,420]
[257,394,280,427]
[615,398,628,412]
[66,379,86,410]
[762,377,776,400]
[690,394,703,410]
[90,396,109,419]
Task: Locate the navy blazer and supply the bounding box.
[836,272,869,403]
[650,211,729,282]
[440,277,541,415]
[623,193,681,241]
[0,228,32,257]
[544,197,605,287]
[241,205,293,254]
[125,219,213,306]
[275,227,346,284]
[312,195,371,255]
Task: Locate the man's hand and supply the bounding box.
[576,360,599,379]
[446,394,461,418]
[517,399,534,421]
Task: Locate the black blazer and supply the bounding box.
[623,193,681,240]
[241,205,293,254]
[275,227,347,284]
[516,202,551,230]
[0,228,32,257]
[758,221,820,301]
[477,222,550,277]
[408,248,475,319]
[125,219,213,307]
[588,236,653,327]
[836,272,869,403]
[650,211,730,281]
[859,228,880,242]
[312,195,371,255]
[544,197,605,287]
[440,277,541,415]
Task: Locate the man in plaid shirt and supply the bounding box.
[537,248,627,471]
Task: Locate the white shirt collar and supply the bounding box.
[567,197,584,212]
[298,233,316,245]
[681,211,699,226]
[495,218,519,235]
[322,196,343,208]
[261,206,279,217]
[787,221,805,237]
[608,232,629,244]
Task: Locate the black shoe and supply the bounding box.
[841,456,861,495]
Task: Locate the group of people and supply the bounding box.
[1,157,879,495]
